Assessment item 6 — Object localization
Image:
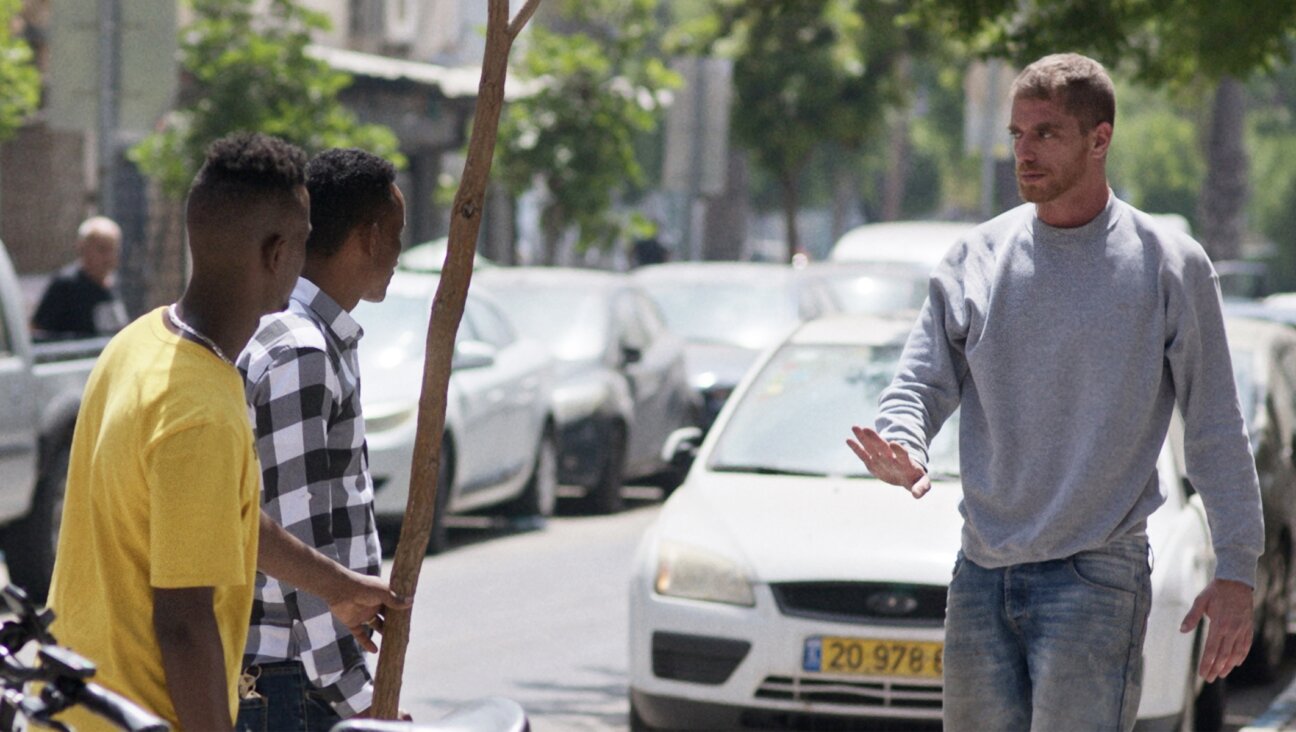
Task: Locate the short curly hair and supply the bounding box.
[304,148,398,258]
[186,132,308,225]
[1011,53,1115,133]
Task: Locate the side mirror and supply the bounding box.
[621,345,643,366]
[453,340,496,371]
[661,426,703,476]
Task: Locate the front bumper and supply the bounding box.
[629,581,946,729]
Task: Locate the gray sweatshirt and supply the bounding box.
[876,195,1263,586]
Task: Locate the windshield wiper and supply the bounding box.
[710,464,827,477]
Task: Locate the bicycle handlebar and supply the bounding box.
[0,584,170,731]
[69,683,168,732]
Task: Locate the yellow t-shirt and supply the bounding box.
[47,308,261,731]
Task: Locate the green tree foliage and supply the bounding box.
[0,0,39,142]
[494,0,678,261]
[1247,61,1296,291]
[676,0,920,256]
[1107,83,1206,223]
[130,0,403,198]
[910,0,1296,84]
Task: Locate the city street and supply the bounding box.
[385,490,1296,732]
[388,490,664,732]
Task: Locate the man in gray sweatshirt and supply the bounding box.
[848,53,1262,731]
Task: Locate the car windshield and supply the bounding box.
[353,291,433,406]
[708,343,959,478]
[484,285,608,362]
[641,282,799,349]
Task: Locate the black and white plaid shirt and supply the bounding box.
[238,277,382,717]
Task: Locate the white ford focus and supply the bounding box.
[629,314,1222,731]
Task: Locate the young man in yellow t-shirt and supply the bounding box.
[46,133,409,732]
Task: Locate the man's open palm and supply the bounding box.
[847,426,930,498]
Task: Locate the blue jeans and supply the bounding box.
[235,661,343,732]
[943,535,1153,732]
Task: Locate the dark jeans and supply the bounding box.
[235,661,343,732]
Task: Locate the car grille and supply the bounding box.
[770,582,946,624]
[755,675,943,714]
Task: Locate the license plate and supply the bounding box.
[803,636,943,679]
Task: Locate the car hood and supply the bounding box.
[657,470,966,586]
[684,342,762,389]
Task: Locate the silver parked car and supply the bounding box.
[352,271,557,553]
[475,266,699,512]
[633,261,839,430]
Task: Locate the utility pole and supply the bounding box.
[97,0,120,219]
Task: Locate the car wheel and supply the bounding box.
[1192,676,1226,732]
[584,421,626,514]
[505,428,558,518]
[426,440,454,555]
[2,442,70,605]
[628,698,653,732]
[1238,536,1291,682]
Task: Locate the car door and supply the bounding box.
[630,291,691,472]
[466,293,545,485]
[446,300,507,494]
[614,289,672,474]
[0,274,36,522]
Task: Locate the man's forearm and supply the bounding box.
[257,511,352,603]
[153,587,232,732]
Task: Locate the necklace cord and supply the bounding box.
[166,304,235,367]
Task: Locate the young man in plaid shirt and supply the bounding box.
[236,148,407,730]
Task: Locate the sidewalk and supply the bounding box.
[1244,674,1296,731]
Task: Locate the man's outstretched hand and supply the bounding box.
[847,426,930,499]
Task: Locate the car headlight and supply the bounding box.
[693,371,719,390]
[553,381,608,423]
[654,540,755,607]
[364,402,418,434]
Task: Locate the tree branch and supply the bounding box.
[369,0,542,719]
[509,0,544,40]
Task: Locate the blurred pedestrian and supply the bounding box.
[847,53,1262,732]
[631,235,669,268]
[47,133,409,732]
[236,148,408,731]
[31,215,128,339]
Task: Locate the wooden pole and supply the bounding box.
[370,0,543,718]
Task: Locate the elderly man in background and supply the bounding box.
[31,215,129,339]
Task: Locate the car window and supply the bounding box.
[481,282,608,362]
[640,280,801,350]
[466,295,515,349]
[615,292,649,351]
[635,292,665,341]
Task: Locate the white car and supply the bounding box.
[828,220,974,269]
[353,271,557,553]
[629,314,1222,731]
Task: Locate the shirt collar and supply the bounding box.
[290,277,364,346]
